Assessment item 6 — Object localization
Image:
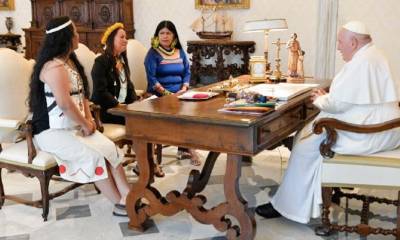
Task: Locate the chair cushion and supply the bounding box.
[102,124,126,142]
[135,89,145,96]
[0,140,57,170]
[322,147,400,188]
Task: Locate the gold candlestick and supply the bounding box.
[271,38,286,81]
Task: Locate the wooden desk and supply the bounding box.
[110,78,322,239]
[187,40,255,86]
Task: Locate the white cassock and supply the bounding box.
[270,43,400,224]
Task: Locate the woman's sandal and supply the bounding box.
[188,150,201,166]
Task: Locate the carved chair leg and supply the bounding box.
[39,172,52,221]
[156,144,162,165]
[127,143,132,155]
[315,187,333,236]
[0,168,4,208]
[94,184,101,194]
[361,196,370,226]
[397,191,400,240]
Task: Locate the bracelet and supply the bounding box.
[161,89,172,96]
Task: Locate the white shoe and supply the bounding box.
[112,203,127,217]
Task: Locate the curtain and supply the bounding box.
[314,0,338,80]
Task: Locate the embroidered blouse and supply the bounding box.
[144,48,191,96]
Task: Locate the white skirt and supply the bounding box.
[35,129,123,183]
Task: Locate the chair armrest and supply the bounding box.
[0,119,22,129]
[0,120,37,164]
[135,89,145,97]
[313,117,400,158]
[89,102,104,133]
[21,120,37,164]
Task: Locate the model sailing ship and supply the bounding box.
[191,8,233,39]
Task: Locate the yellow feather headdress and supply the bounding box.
[101,22,125,45]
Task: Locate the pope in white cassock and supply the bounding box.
[255,20,400,224]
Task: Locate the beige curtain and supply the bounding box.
[314,0,338,80]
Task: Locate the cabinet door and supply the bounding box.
[92,0,120,29]
[60,0,90,28]
[35,0,59,28]
[87,32,104,54]
[122,0,134,29]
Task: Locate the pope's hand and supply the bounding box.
[310,88,327,101]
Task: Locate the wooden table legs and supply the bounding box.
[223,154,256,239]
[126,139,256,239]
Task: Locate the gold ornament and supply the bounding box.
[151,36,160,49]
[170,39,177,49]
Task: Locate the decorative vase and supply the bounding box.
[5,17,13,34]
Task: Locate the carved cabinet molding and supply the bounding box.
[0,34,22,51]
[24,0,134,59]
[187,40,255,86]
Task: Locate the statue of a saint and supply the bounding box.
[296,50,305,79]
[286,33,301,78]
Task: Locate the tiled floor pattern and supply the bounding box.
[0,147,398,240]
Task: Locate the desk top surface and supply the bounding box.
[110,76,329,128]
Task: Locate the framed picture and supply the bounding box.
[195,0,250,9]
[0,0,15,10]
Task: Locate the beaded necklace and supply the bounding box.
[158,45,175,56]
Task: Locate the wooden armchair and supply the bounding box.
[313,117,400,239]
[0,48,83,221]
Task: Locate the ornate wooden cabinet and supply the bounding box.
[23,0,134,59]
[187,40,255,86]
[0,33,22,51]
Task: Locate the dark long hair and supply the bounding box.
[28,16,89,112]
[153,20,183,49]
[104,26,131,84]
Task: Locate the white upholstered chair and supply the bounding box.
[74,43,97,98]
[0,49,83,221]
[313,117,400,239]
[126,39,148,97]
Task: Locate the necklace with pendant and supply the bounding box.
[116,58,127,83]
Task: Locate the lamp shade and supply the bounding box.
[244,18,288,32]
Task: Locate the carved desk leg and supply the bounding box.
[184,151,220,198]
[126,139,155,231]
[224,154,256,240]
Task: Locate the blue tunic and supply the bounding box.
[144,48,191,96]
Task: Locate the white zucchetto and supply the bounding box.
[342,20,370,35]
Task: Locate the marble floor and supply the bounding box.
[0,147,398,240]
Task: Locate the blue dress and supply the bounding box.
[144,48,191,96]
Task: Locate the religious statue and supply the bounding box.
[296,50,305,79]
[286,33,305,83]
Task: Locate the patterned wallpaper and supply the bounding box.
[336,0,400,81]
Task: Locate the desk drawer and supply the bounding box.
[257,105,304,145]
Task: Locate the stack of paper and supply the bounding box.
[245,83,318,101]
